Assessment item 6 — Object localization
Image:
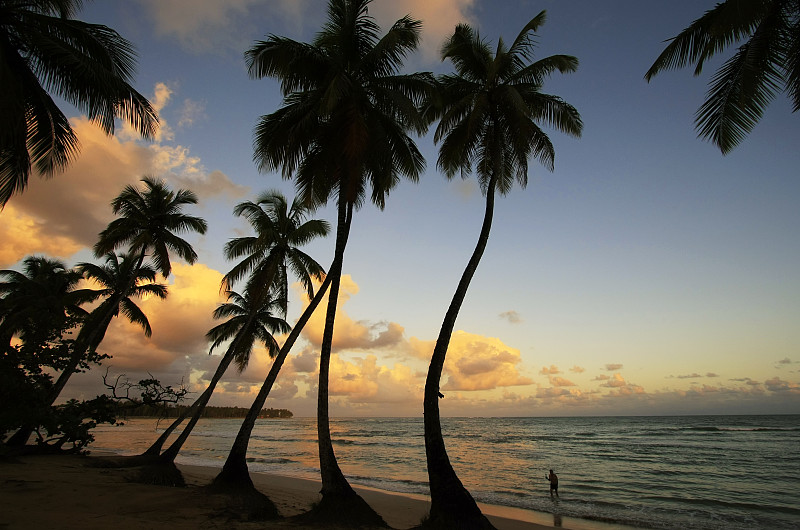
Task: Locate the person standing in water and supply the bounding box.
[547,469,559,497]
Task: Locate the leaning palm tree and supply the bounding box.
[422,14,582,528]
[46,177,206,406]
[645,0,800,154]
[156,288,290,466]
[246,0,430,523]
[139,190,327,461]
[47,251,169,402]
[0,0,158,206]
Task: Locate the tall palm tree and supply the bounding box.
[422,14,582,528]
[0,0,158,207]
[246,0,430,522]
[156,288,290,464]
[645,0,800,154]
[141,190,327,463]
[46,177,206,406]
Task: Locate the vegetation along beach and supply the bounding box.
[2,0,799,529]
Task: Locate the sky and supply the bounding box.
[2,0,799,417]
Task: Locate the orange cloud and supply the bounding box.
[411,331,532,391]
[98,263,225,370]
[540,365,561,375]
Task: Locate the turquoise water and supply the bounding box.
[91,415,800,529]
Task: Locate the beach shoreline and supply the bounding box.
[0,452,570,529]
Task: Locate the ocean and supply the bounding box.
[90,415,800,529]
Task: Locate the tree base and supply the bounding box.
[417,510,496,530]
[131,460,186,487]
[204,479,280,521]
[293,490,387,528]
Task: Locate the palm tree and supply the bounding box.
[140,191,327,464]
[156,288,290,465]
[0,0,158,207]
[0,256,89,350]
[46,177,206,407]
[421,14,582,528]
[47,251,169,401]
[246,0,430,523]
[1,255,93,446]
[95,176,208,278]
[645,0,800,154]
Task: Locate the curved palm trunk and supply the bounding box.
[423,176,498,529]
[158,338,242,463]
[213,273,333,488]
[140,385,212,458]
[317,198,356,497]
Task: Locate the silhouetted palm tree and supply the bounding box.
[48,177,206,405]
[47,252,168,401]
[1,255,93,446]
[0,256,90,350]
[0,0,158,206]
[141,191,327,466]
[645,0,800,154]
[422,13,582,528]
[246,0,430,523]
[156,288,290,464]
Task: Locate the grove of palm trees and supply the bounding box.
[2,0,798,529]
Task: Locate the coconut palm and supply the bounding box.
[0,256,90,350]
[645,0,800,154]
[141,191,327,466]
[422,14,582,528]
[47,251,169,401]
[0,0,158,207]
[94,176,208,278]
[246,0,430,522]
[46,177,206,406]
[156,288,290,465]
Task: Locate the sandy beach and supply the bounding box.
[0,454,557,529]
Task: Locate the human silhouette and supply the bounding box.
[547,469,559,497]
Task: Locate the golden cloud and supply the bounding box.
[98,263,225,370]
[410,330,532,391]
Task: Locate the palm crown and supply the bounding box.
[645,0,799,153]
[0,0,158,206]
[429,12,583,196]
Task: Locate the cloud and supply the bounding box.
[601,373,628,388]
[301,275,407,352]
[499,310,522,324]
[605,363,623,371]
[570,366,585,373]
[178,98,207,128]
[549,376,576,387]
[369,0,477,62]
[764,377,800,394]
[0,84,246,268]
[539,365,561,375]
[98,263,225,370]
[410,331,532,391]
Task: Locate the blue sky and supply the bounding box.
[2,0,798,416]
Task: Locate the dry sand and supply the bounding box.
[0,454,557,529]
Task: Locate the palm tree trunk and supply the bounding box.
[318,197,355,498]
[423,176,498,529]
[158,340,242,463]
[140,385,212,458]
[213,273,333,488]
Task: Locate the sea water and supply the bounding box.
[90,415,800,529]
